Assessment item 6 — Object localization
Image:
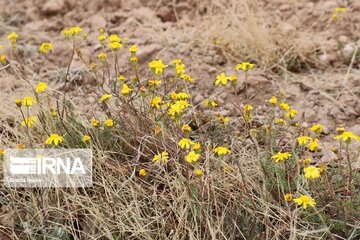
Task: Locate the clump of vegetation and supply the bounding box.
[0,24,359,239]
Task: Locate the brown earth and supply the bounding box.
[0,0,359,132]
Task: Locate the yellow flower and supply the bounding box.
[21,96,36,107]
[271,152,291,163]
[130,56,138,63]
[15,99,22,108]
[35,82,48,93]
[129,44,138,53]
[117,75,126,82]
[203,99,217,108]
[192,142,201,151]
[173,59,182,65]
[98,93,113,103]
[148,59,168,76]
[303,158,311,166]
[148,80,162,87]
[151,96,162,109]
[311,124,324,135]
[185,151,200,164]
[243,104,253,122]
[194,168,203,177]
[293,195,316,209]
[120,84,133,96]
[7,32,19,44]
[308,138,319,152]
[215,72,229,86]
[108,41,123,50]
[170,91,178,100]
[334,131,360,143]
[175,63,186,75]
[286,109,298,119]
[280,102,290,111]
[179,138,193,149]
[297,136,312,146]
[50,108,57,117]
[217,115,229,125]
[82,135,91,143]
[45,134,64,146]
[168,100,190,117]
[304,166,321,180]
[228,74,238,83]
[275,118,287,126]
[108,34,120,43]
[91,119,99,127]
[0,149,6,156]
[336,126,345,134]
[180,74,194,82]
[139,168,147,177]
[181,124,192,132]
[0,54,6,64]
[269,96,278,106]
[235,62,254,72]
[284,194,293,202]
[39,43,53,54]
[213,146,231,156]
[98,52,107,61]
[153,151,169,164]
[69,26,82,36]
[335,7,347,13]
[90,62,97,71]
[98,34,107,43]
[21,116,37,127]
[175,92,189,100]
[104,119,114,127]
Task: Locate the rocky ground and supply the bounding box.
[0,0,359,133]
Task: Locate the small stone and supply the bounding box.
[349,124,360,135]
[137,44,162,63]
[41,0,66,15]
[338,35,348,43]
[193,94,205,105]
[342,43,355,61]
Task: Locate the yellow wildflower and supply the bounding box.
[180,74,194,82]
[98,52,107,61]
[130,56,138,62]
[98,93,113,103]
[7,32,19,44]
[45,134,64,146]
[275,118,287,126]
[15,99,22,108]
[203,99,218,108]
[179,138,193,149]
[192,142,201,151]
[175,92,189,100]
[213,146,231,156]
[311,124,324,135]
[228,74,238,83]
[21,96,36,107]
[153,151,169,164]
[120,84,133,96]
[82,135,91,143]
[148,80,162,87]
[280,102,290,111]
[21,116,37,127]
[309,138,319,152]
[181,124,192,132]
[91,119,99,127]
[0,54,6,64]
[117,75,126,82]
[284,194,293,202]
[334,131,360,143]
[194,168,203,177]
[148,59,168,76]
[185,151,200,164]
[303,158,311,166]
[35,82,48,93]
[293,195,316,209]
[129,44,138,53]
[215,72,229,86]
[286,109,298,119]
[0,149,6,156]
[217,115,229,125]
[69,26,82,36]
[104,119,114,127]
[39,43,53,54]
[98,34,107,43]
[297,136,312,146]
[269,96,278,106]
[243,104,253,122]
[108,34,120,43]
[304,166,321,180]
[139,169,147,177]
[235,62,254,72]
[150,96,162,109]
[271,152,291,163]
